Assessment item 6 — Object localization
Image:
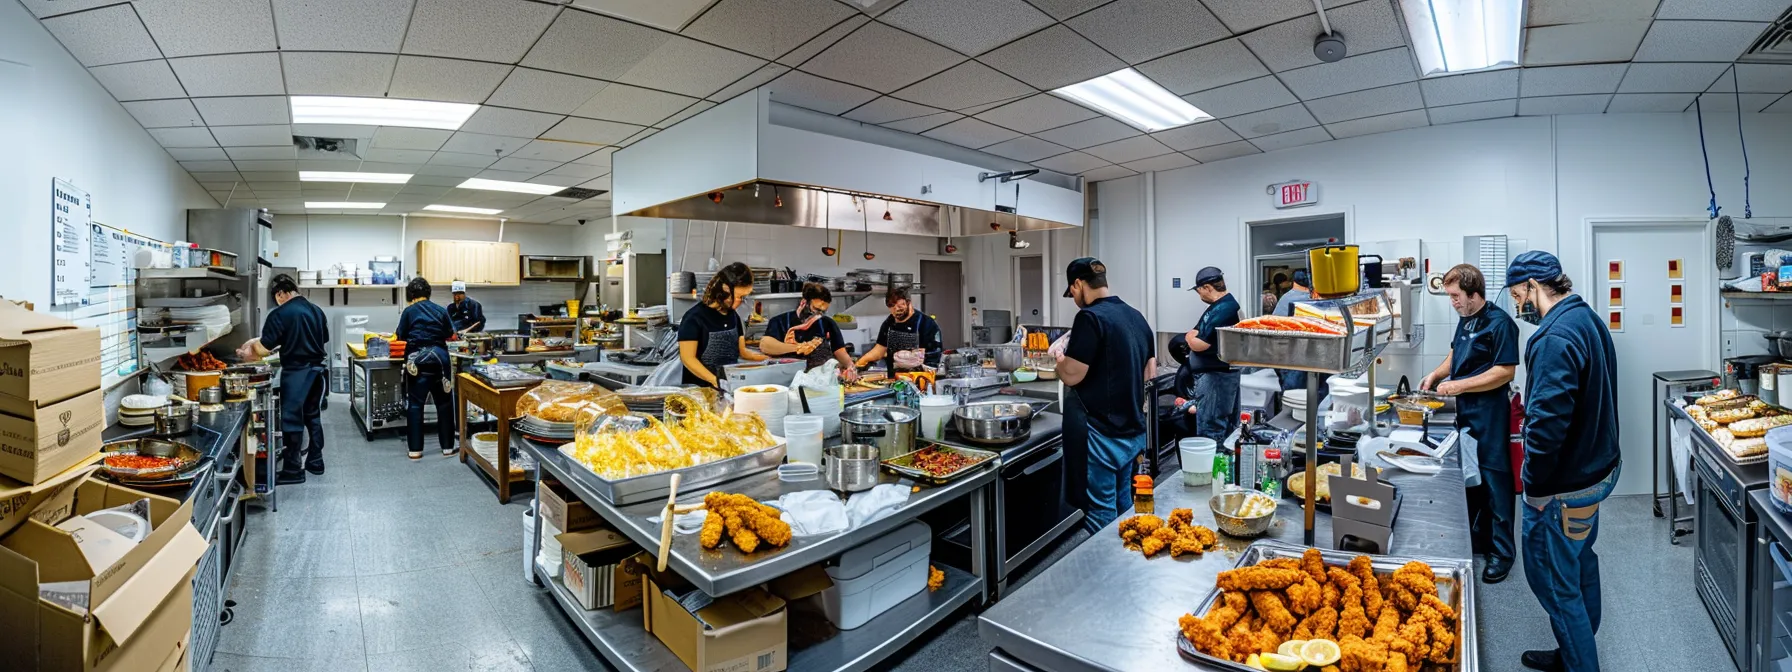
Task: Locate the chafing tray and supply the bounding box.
[1175,539,1478,672]
[555,439,787,505]
[880,443,999,483]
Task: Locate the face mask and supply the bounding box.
[1513,285,1542,325]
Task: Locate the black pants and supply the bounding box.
[279,364,327,472]
[406,362,456,454]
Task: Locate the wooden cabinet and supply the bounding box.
[416,239,521,286]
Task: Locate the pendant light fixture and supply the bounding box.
[882,200,893,221]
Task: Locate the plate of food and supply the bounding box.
[881,444,998,483]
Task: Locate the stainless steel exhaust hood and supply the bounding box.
[626,180,1076,238]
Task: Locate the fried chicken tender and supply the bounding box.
[1118,514,1164,546]
[1285,576,1322,616]
[1337,585,1370,639]
[1301,547,1329,583]
[1141,526,1178,556]
[927,565,945,592]
[1410,603,1456,663]
[1390,614,1431,661]
[724,511,759,553]
[1418,592,1458,623]
[1168,508,1194,530]
[1347,555,1383,614]
[1339,635,1388,672]
[1385,651,1410,672]
[698,492,792,554]
[1250,591,1298,633]
[1371,604,1403,643]
[1259,558,1302,571]
[749,508,792,547]
[1223,590,1250,613]
[699,510,726,549]
[1388,562,1438,611]
[1293,606,1338,641]
[1322,581,1343,610]
[1217,567,1306,591]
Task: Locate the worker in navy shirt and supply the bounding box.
[237,274,329,485]
[1419,264,1520,583]
[678,263,767,387]
[1056,258,1155,533]
[396,278,458,459]
[759,282,857,380]
[1505,251,1621,672]
[855,286,942,373]
[447,280,485,333]
[1183,267,1242,444]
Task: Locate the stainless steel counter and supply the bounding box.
[978,449,1471,672]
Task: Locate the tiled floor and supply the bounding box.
[216,399,1721,671]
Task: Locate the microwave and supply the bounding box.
[520,255,589,281]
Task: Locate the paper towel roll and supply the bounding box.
[735,384,790,436]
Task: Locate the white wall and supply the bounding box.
[1,1,216,308]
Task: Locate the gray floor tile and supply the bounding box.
[364,640,535,672]
[356,564,514,655]
[350,517,465,577]
[215,576,364,660]
[210,652,368,672]
[231,527,357,579]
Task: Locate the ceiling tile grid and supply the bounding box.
[1302,82,1424,124]
[1136,39,1269,96]
[799,22,965,92]
[879,0,1054,56]
[1518,64,1628,98]
[1222,103,1320,139]
[42,5,163,67]
[1065,0,1231,65]
[133,0,276,58]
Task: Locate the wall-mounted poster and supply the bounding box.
[50,179,92,306]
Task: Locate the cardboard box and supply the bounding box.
[0,387,104,485]
[557,529,640,611]
[0,480,210,672]
[0,462,100,540]
[643,566,788,672]
[539,479,602,532]
[152,634,190,672]
[0,302,101,415]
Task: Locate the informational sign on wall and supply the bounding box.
[72,223,162,387]
[50,179,92,306]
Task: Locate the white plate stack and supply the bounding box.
[119,394,165,427]
[790,387,845,437]
[167,305,232,340]
[734,384,790,437]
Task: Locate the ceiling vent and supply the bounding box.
[1742,8,1792,63]
[552,187,608,200]
[293,136,362,160]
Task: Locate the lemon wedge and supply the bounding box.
[1244,653,1266,670]
[1277,640,1307,657]
[1300,639,1342,667]
[1258,653,1305,671]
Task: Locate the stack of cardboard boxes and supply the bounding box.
[0,303,208,671]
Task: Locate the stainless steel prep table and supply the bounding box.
[514,433,996,672]
[979,449,1471,672]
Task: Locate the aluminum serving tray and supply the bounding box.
[1216,325,1379,373]
[556,438,787,505]
[880,443,999,483]
[1174,539,1478,672]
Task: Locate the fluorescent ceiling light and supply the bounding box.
[299,171,411,184]
[1399,0,1524,78]
[305,201,385,209]
[1052,68,1211,132]
[456,178,561,195]
[423,204,504,215]
[290,96,479,130]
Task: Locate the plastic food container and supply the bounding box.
[1179,437,1217,486]
[1769,425,1792,514]
[822,521,931,629]
[1307,244,1361,297]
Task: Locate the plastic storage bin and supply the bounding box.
[821,521,931,630]
[1769,425,1792,514]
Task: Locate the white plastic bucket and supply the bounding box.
[523,503,538,582]
[1179,437,1217,486]
[919,395,957,440]
[784,414,826,465]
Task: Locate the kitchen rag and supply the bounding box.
[845,484,912,528]
[772,490,850,537]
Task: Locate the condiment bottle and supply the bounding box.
[1132,474,1155,514]
[1234,413,1257,488]
[1260,449,1283,499]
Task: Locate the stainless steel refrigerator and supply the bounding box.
[186,208,276,356]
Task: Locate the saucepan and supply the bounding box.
[840,405,919,459]
[952,400,1048,445]
[824,443,881,492]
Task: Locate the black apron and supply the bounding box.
[1450,315,1512,473]
[886,323,921,372]
[698,326,740,384]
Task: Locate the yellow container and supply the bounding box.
[1307,244,1361,297]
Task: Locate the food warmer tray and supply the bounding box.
[880,444,999,484]
[514,415,578,441]
[556,439,787,505]
[1174,539,1478,672]
[1283,481,1403,517]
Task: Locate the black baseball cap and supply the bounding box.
[1188,266,1224,290]
[1063,257,1106,297]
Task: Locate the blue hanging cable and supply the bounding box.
[1734,66,1753,218]
[1696,97,1721,219]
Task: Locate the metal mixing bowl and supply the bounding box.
[825,443,881,492]
[1209,491,1278,537]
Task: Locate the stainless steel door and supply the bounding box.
[1698,455,1749,667]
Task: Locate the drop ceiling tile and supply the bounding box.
[281,52,397,97]
[881,112,963,133]
[486,69,610,115]
[1419,69,1520,107]
[1080,165,1138,182]
[88,61,186,101]
[1183,76,1299,119]
[659,101,717,128]
[192,97,290,126]
[1249,125,1331,152]
[521,9,668,80]
[440,132,534,157]
[1522,20,1652,67]
[1692,92,1782,112]
[799,23,964,92]
[1081,135,1174,163]
[242,171,300,181]
[1200,0,1322,33]
[973,94,1099,133]
[540,117,646,145]
[169,53,286,97]
[710,64,792,102]
[366,128,452,152]
[1069,0,1229,64]
[958,96,1032,116]
[1150,120,1241,150]
[977,25,1125,90]
[682,0,858,60]
[572,83,700,126]
[1242,0,1406,73]
[168,148,229,161]
[1023,0,1109,21]
[1612,63,1723,94]
[190,171,243,181]
[921,118,1023,148]
[409,175,468,187]
[527,174,591,188]
[1121,151,1198,173]
[619,37,770,98]
[1518,94,1612,116]
[387,57,512,104]
[150,127,220,148]
[892,61,1035,110]
[511,140,599,162]
[1136,39,1268,96]
[404,0,557,63]
[18,0,118,18]
[778,15,870,66]
[41,6,162,66]
[1301,82,1422,124]
[1736,64,1792,93]
[135,0,276,57]
[1765,96,1792,113]
[980,135,1073,162]
[1325,108,1429,139]
[1221,103,1319,139]
[571,147,616,166]
[1634,20,1770,62]
[764,70,881,114]
[881,0,1055,56]
[568,0,713,30]
[489,157,562,174]
[1034,116,1141,148]
[225,146,299,160]
[547,162,611,179]
[360,148,436,163]
[212,125,294,146]
[1657,0,1791,21]
[123,100,204,128]
[1606,93,1698,113]
[1278,48,1417,100]
[291,124,378,138]
[233,160,301,171]
[1528,0,1659,26]
[270,0,412,51]
[844,97,944,124]
[427,152,498,168]
[1519,64,1628,97]
[622,127,658,147]
[181,161,239,172]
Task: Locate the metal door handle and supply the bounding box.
[1021,448,1064,476]
[1771,541,1792,582]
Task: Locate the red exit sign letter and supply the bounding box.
[1269,180,1318,209]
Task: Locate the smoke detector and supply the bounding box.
[1315,31,1347,63]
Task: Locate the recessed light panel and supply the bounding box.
[1052,68,1211,132]
[1400,0,1524,78]
[305,201,386,208]
[424,204,505,215]
[456,178,561,195]
[290,96,479,130]
[299,171,412,183]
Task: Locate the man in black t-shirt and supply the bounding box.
[760,283,857,379]
[1183,266,1242,444]
[237,274,329,484]
[854,286,942,372]
[1055,258,1156,533]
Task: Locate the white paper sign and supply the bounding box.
[50,179,92,306]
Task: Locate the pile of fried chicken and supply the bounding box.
[1118,509,1219,557]
[698,492,793,554]
[1179,549,1458,672]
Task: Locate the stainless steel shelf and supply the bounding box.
[1722,290,1792,301]
[140,267,238,281]
[140,294,231,308]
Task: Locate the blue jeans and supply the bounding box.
[1083,426,1146,534]
[1192,370,1241,443]
[1522,463,1621,672]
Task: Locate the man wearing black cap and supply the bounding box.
[1183,267,1242,444]
[1056,258,1155,533]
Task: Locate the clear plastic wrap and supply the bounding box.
[565,394,780,480]
[514,380,623,425]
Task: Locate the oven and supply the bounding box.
[933,431,1083,600]
[1696,445,1756,670]
[1756,503,1792,672]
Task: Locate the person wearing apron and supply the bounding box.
[1183,267,1242,444]
[759,283,858,380]
[679,262,766,388]
[447,280,485,333]
[854,285,942,374]
[237,274,330,485]
[1055,258,1155,533]
[1419,264,1520,583]
[396,278,458,459]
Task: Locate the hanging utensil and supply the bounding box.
[822,191,837,257]
[861,197,875,261]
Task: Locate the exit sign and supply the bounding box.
[1269,180,1318,209]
